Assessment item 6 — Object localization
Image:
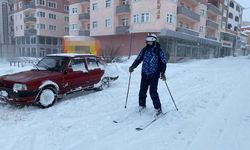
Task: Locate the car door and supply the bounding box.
[63,57,89,92]
[85,56,104,85]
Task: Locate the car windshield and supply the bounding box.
[36,56,69,72]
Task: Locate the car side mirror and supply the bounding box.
[64,68,73,74]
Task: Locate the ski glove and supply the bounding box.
[160,73,166,81]
[129,66,134,73]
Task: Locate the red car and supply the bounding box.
[0,53,112,108]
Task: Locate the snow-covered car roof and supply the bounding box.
[47,53,96,57]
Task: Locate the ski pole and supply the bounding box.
[124,72,132,109]
[164,80,178,111]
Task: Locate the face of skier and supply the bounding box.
[145,34,157,47]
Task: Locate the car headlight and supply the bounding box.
[13,83,27,92]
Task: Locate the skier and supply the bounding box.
[129,33,167,117]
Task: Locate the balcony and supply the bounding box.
[116,5,130,14]
[177,6,200,22]
[116,26,129,34]
[69,0,89,5]
[79,29,90,36]
[176,27,199,36]
[207,3,221,15]
[23,2,35,11]
[24,16,37,23]
[205,35,217,41]
[206,19,218,29]
[79,13,90,20]
[24,28,37,36]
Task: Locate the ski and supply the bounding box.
[135,112,168,131]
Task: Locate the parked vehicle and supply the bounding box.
[0,53,117,108]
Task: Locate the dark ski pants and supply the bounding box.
[139,74,161,109]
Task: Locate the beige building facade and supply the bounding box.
[13,0,69,57]
[68,0,243,61]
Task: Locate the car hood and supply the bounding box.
[0,70,62,83]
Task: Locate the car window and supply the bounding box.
[86,57,99,70]
[69,57,88,73]
[36,56,68,72]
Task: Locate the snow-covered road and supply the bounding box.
[0,56,250,150]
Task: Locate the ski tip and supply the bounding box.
[113,120,118,123]
[135,128,143,131]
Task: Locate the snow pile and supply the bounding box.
[0,56,250,150]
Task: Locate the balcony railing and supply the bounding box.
[69,0,90,5]
[79,13,90,20]
[116,5,130,14]
[23,2,35,10]
[176,27,199,36]
[206,19,218,29]
[24,16,37,23]
[205,35,217,40]
[79,30,90,36]
[116,26,130,34]
[177,6,200,22]
[207,3,221,15]
[24,28,37,36]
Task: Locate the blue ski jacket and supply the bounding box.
[132,43,167,77]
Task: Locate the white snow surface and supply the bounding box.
[0,56,250,150]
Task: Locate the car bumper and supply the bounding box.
[0,88,39,105]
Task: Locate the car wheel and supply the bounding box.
[38,87,57,108]
[98,77,109,90]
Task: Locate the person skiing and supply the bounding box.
[129,33,168,117]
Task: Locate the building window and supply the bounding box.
[71,24,78,30]
[223,10,227,17]
[199,26,204,32]
[36,0,45,6]
[72,8,78,14]
[228,12,233,19]
[235,16,239,22]
[166,13,174,24]
[92,3,97,10]
[234,26,238,31]
[48,1,57,9]
[236,5,240,12]
[105,19,111,28]
[133,14,139,24]
[65,16,69,22]
[49,25,56,31]
[141,13,150,23]
[37,11,45,17]
[105,0,111,8]
[122,0,129,5]
[229,1,234,8]
[200,9,205,16]
[64,5,69,12]
[65,27,69,32]
[19,2,22,9]
[38,24,46,30]
[222,22,226,29]
[122,18,129,26]
[49,13,56,19]
[92,21,97,29]
[227,23,232,29]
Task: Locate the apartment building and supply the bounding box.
[68,0,243,61]
[69,0,90,36]
[13,0,69,57]
[0,0,9,45]
[0,0,15,58]
[220,0,243,57]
